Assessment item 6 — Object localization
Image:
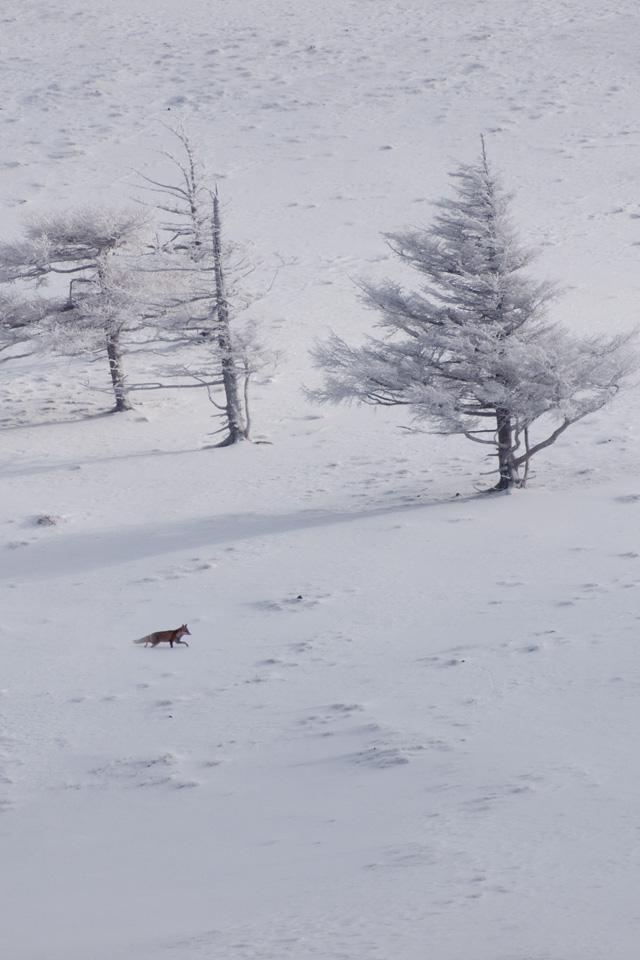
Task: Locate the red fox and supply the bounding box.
[133,624,191,648]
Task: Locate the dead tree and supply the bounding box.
[139,126,252,444]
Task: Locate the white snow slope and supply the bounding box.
[2,2,640,958]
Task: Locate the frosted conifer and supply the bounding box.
[311,142,636,489]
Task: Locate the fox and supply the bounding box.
[133,624,191,648]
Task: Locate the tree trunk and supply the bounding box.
[493,407,515,490]
[211,192,247,445]
[216,325,248,444]
[106,329,133,412]
[97,252,133,413]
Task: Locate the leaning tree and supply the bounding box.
[311,142,636,489]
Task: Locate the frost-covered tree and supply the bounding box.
[0,294,49,364]
[311,144,636,489]
[139,126,259,445]
[0,206,153,412]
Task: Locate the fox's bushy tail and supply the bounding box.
[133,636,149,645]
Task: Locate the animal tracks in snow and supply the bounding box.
[165,913,385,960]
[352,743,419,768]
[251,591,333,613]
[297,701,445,770]
[90,752,184,789]
[297,702,365,729]
[68,751,206,793]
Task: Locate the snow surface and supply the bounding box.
[2,1,640,958]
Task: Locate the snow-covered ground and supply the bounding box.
[2,2,640,958]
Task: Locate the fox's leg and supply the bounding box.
[175,639,189,647]
[150,639,160,647]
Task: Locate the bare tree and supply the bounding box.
[139,126,257,444]
[311,143,637,490]
[0,206,153,412]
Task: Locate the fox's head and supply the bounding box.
[180,624,191,635]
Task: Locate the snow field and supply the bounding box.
[2,1,640,958]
